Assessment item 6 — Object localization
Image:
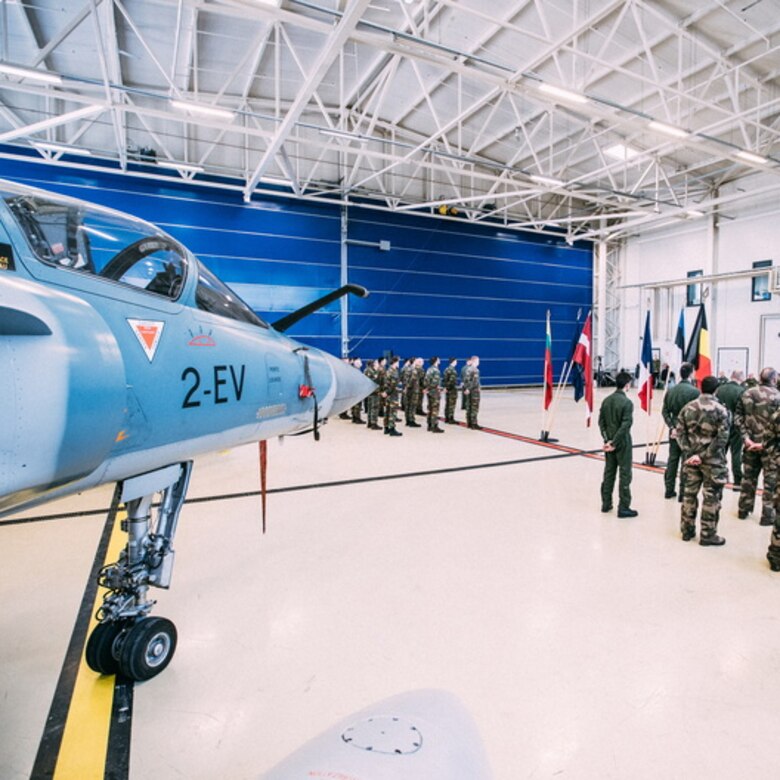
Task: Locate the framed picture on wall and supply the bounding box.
[716,347,749,378]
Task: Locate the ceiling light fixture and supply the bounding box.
[251,0,282,6]
[530,174,565,187]
[648,120,689,139]
[171,100,235,121]
[604,143,641,161]
[158,161,204,173]
[33,141,92,156]
[736,150,768,165]
[537,83,588,105]
[684,209,705,218]
[0,63,62,85]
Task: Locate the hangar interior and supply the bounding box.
[1,0,779,778]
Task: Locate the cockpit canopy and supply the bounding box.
[2,186,266,328]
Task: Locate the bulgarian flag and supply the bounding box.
[543,311,553,410]
[572,311,593,426]
[638,311,654,413]
[684,304,712,379]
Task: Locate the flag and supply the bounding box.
[674,309,686,357]
[543,311,553,410]
[638,311,653,413]
[684,304,712,378]
[569,309,585,402]
[572,311,593,426]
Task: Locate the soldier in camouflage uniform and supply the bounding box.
[734,367,780,525]
[382,356,403,436]
[400,358,413,414]
[405,358,423,427]
[414,357,426,415]
[442,357,458,423]
[677,376,730,545]
[350,357,365,424]
[363,359,381,430]
[423,357,445,433]
[715,370,746,487]
[463,355,482,429]
[376,357,387,419]
[765,404,780,571]
[598,371,637,518]
[460,357,472,411]
[662,362,700,499]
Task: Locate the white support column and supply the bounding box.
[340,204,349,357]
[596,238,607,365]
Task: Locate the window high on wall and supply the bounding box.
[687,269,703,306]
[751,260,772,302]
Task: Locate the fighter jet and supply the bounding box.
[0,178,374,682]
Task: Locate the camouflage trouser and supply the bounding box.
[739,448,777,524]
[427,390,441,429]
[445,389,458,421]
[766,456,780,567]
[416,389,425,414]
[727,427,743,484]
[680,461,727,539]
[366,394,379,426]
[601,446,632,510]
[664,436,683,494]
[351,402,363,421]
[384,392,399,431]
[465,390,480,426]
[405,388,420,424]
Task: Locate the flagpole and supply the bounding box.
[544,359,573,440]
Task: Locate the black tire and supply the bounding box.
[118,617,177,682]
[85,621,125,675]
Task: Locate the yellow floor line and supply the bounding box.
[53,512,127,780]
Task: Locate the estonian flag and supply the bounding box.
[674,309,685,357]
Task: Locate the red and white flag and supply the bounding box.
[572,312,593,426]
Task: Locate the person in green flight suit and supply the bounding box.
[599,371,638,518]
[662,362,700,499]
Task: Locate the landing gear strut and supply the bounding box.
[85,462,191,682]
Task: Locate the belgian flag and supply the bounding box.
[684,304,712,378]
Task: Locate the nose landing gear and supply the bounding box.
[85,462,191,682]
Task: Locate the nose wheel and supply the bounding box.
[86,617,177,681]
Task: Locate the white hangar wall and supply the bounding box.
[618,172,780,378]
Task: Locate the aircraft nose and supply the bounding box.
[325,354,376,418]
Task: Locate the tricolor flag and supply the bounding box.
[674,309,686,358]
[543,311,553,410]
[572,312,593,426]
[684,304,712,379]
[638,311,653,413]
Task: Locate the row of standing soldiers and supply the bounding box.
[342,356,483,436]
[661,364,780,567]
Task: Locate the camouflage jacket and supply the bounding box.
[424,365,442,394]
[400,364,413,388]
[598,389,633,449]
[734,383,780,445]
[383,366,400,397]
[442,365,458,390]
[363,364,379,395]
[768,407,780,459]
[714,380,745,414]
[677,394,730,463]
[662,380,700,428]
[413,365,425,389]
[462,366,481,392]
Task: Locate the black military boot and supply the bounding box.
[388,429,403,437]
[699,535,726,546]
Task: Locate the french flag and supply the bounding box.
[638,311,653,413]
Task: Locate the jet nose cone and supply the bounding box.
[325,354,376,417]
